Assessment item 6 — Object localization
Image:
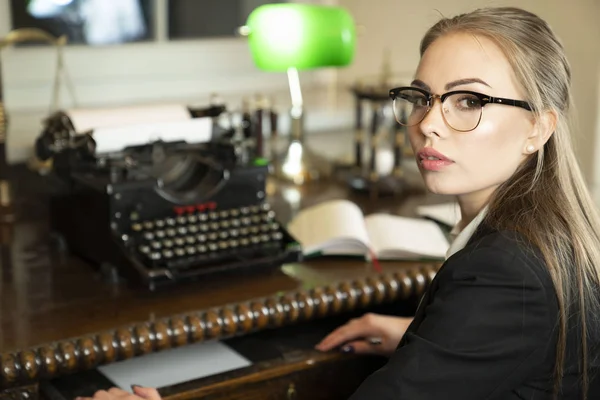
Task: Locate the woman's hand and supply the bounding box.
[315,313,413,356]
[75,385,161,400]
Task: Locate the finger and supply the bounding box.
[316,321,380,351]
[132,386,162,400]
[341,340,389,356]
[108,387,130,397]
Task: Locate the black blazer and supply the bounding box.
[349,225,600,399]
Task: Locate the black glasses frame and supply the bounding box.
[389,86,532,131]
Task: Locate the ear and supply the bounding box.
[524,110,558,153]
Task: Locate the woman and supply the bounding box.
[317,6,600,400]
[77,6,600,400]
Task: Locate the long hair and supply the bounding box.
[420,7,600,398]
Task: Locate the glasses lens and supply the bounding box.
[393,89,429,126]
[443,93,483,131]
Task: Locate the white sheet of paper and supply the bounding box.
[66,104,191,133]
[91,117,212,154]
[97,340,251,390]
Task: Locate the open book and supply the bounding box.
[287,200,450,261]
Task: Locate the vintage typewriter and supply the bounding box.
[35,103,302,290]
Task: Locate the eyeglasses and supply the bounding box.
[389,86,532,132]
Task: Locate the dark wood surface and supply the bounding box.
[0,164,447,396]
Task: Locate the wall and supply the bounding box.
[336,0,600,185]
[0,0,336,164]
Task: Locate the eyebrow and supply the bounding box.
[410,78,492,92]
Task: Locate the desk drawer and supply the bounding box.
[161,351,385,400]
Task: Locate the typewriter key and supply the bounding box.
[188,225,198,233]
[208,243,218,252]
[196,234,207,242]
[174,237,185,246]
[150,252,162,260]
[174,248,186,257]
[230,209,240,217]
[185,236,196,244]
[143,221,154,230]
[261,203,271,211]
[209,212,218,220]
[208,232,218,241]
[151,241,162,249]
[230,219,241,227]
[260,224,270,232]
[219,210,229,218]
[187,215,198,223]
[139,245,150,254]
[242,217,251,226]
[155,230,166,238]
[219,231,229,239]
[177,226,187,235]
[155,219,165,228]
[251,215,261,224]
[218,241,228,250]
[163,239,174,248]
[250,226,260,235]
[210,222,220,231]
[131,223,143,232]
[250,205,260,214]
[198,214,209,222]
[229,229,239,237]
[166,228,177,237]
[271,232,283,241]
[143,232,154,241]
[260,234,270,242]
[240,227,249,236]
[185,246,196,255]
[166,218,176,226]
[229,239,239,248]
[270,222,280,231]
[250,236,260,245]
[265,210,276,220]
[240,238,250,246]
[196,244,207,253]
[221,220,230,229]
[199,224,209,232]
[163,249,174,258]
[176,216,187,224]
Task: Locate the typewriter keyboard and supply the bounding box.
[129,203,287,270]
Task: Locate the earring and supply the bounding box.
[526,145,535,153]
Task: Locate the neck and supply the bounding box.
[456,185,497,230]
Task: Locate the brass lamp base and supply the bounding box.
[273,139,331,185]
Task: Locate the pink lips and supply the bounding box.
[417,147,454,171]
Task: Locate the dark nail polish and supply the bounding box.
[341,345,354,353]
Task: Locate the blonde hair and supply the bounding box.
[420,7,600,398]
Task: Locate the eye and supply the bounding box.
[452,94,482,111]
[399,93,428,107]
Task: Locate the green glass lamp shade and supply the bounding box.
[245,3,356,72]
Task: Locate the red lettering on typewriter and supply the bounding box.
[174,206,185,215]
[185,205,196,213]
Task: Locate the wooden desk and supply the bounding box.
[0,166,444,399]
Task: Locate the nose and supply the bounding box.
[418,97,447,138]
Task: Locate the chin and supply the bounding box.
[420,173,466,196]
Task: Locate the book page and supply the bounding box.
[365,213,449,260]
[287,199,370,256]
[416,202,461,228]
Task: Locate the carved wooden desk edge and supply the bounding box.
[0,263,440,392]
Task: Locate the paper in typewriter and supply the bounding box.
[97,340,251,390]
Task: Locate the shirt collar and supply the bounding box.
[446,205,488,259]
